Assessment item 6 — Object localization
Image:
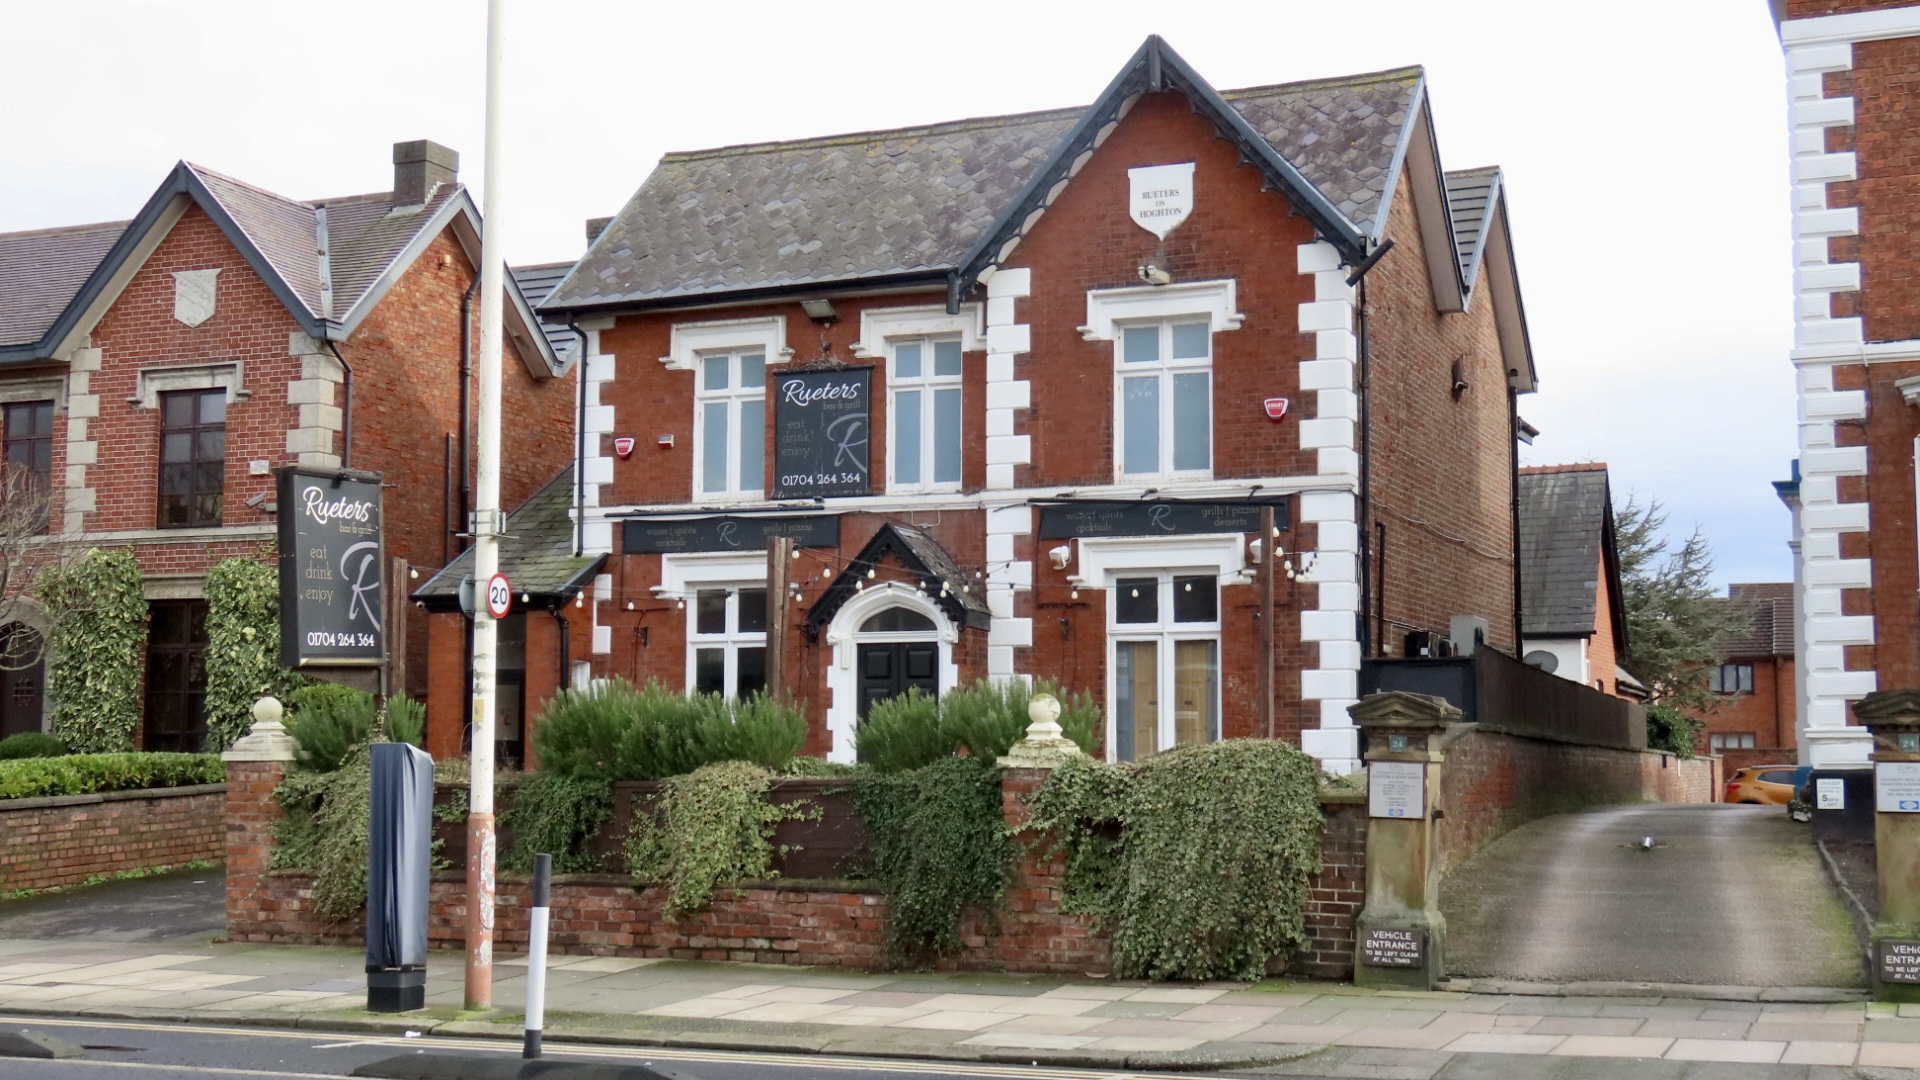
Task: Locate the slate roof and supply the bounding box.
[545,63,1424,312]
[0,220,128,348]
[1517,465,1615,638]
[1720,583,1794,658]
[414,464,603,609]
[1444,166,1499,289]
[509,262,584,358]
[191,163,464,324]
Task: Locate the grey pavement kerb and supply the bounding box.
[0,937,1908,1077]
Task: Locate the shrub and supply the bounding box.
[503,770,612,874]
[203,555,299,753]
[855,678,1098,771]
[625,760,816,916]
[535,679,807,780]
[37,548,147,752]
[1023,739,1325,981]
[854,756,1010,967]
[0,753,224,800]
[271,750,374,921]
[285,686,422,773]
[0,732,67,760]
[1647,702,1702,759]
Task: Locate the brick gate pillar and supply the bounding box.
[1850,690,1920,1001]
[221,696,299,941]
[1349,691,1462,991]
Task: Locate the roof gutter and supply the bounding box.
[567,317,587,557]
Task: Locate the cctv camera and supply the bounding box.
[1137,264,1173,286]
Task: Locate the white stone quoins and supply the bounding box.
[984,269,1033,493]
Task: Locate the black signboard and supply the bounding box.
[1037,498,1290,540]
[1880,940,1920,984]
[623,514,840,555]
[1359,927,1426,969]
[772,367,871,499]
[277,467,385,668]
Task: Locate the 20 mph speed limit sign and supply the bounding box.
[486,573,512,619]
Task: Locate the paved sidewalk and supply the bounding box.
[0,936,1906,1077]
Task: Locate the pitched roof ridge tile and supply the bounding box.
[1218,63,1425,98]
[0,218,131,242]
[185,162,315,209]
[1445,164,1502,181]
[664,106,1087,162]
[1519,462,1610,474]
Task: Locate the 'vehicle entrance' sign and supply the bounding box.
[772,368,871,499]
[1880,941,1920,984]
[277,467,385,668]
[1359,928,1425,968]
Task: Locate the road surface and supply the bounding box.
[1441,803,1863,987]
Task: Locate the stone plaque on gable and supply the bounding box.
[1129,163,1194,240]
[173,269,220,327]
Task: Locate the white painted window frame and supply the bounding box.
[1111,318,1214,483]
[1071,534,1244,762]
[691,349,767,503]
[1107,571,1222,762]
[658,316,790,372]
[885,335,965,495]
[687,583,769,699]
[657,552,770,699]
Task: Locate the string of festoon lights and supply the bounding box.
[575,527,1315,615]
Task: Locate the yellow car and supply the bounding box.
[1724,764,1812,806]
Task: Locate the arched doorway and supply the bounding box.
[0,623,46,739]
[823,583,959,763]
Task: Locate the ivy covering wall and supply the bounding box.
[35,548,148,753]
[203,554,298,753]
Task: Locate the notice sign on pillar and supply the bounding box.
[277,467,386,667]
[1881,941,1920,984]
[1878,761,1920,813]
[1369,760,1426,819]
[1360,928,1426,968]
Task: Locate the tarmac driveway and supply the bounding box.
[0,867,225,942]
[1441,803,1863,987]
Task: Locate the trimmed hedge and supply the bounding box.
[0,753,225,801]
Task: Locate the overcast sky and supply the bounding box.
[1,0,1794,589]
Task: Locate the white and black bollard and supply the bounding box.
[522,852,552,1059]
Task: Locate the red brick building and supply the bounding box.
[1694,582,1798,772]
[0,140,575,748]
[481,38,1539,773]
[1776,1,1920,766]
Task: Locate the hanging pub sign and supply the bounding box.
[772,367,871,500]
[1036,498,1289,540]
[623,513,840,555]
[277,466,386,668]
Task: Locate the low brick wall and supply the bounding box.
[0,783,226,892]
[224,759,1368,977]
[1436,725,1717,875]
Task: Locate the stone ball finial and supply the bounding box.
[1027,692,1062,737]
[224,695,297,763]
[1000,690,1080,768]
[252,695,284,727]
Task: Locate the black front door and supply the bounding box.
[0,625,44,738]
[856,641,939,719]
[144,600,209,752]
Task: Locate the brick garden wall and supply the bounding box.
[0,783,225,892]
[1435,725,1717,876]
[225,761,1371,978]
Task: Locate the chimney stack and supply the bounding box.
[393,140,459,206]
[585,217,613,246]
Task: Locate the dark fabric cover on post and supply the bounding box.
[367,742,434,970]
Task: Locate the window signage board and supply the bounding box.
[1878,762,1920,813]
[1369,760,1426,820]
[622,514,840,555]
[772,367,871,499]
[1360,928,1425,968]
[1881,940,1920,984]
[1036,498,1290,540]
[277,467,385,668]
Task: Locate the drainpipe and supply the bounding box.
[325,342,354,469]
[567,319,587,557]
[554,605,570,693]
[460,275,480,549]
[1508,387,1524,656]
[1344,239,1392,658]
